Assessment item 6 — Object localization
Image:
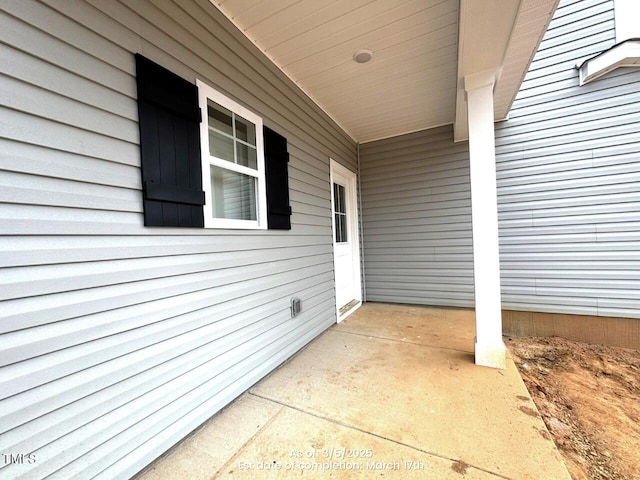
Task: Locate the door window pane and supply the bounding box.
[334,183,346,214]
[333,183,348,243]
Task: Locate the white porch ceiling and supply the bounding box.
[212,0,558,144]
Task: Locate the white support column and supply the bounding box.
[464,70,506,369]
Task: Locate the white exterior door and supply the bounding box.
[330,159,362,322]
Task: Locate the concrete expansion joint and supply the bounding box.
[247,392,512,480]
[215,397,284,477]
[335,328,475,355]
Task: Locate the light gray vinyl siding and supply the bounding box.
[495,0,640,319]
[359,126,474,308]
[0,1,355,478]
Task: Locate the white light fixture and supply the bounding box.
[353,49,373,64]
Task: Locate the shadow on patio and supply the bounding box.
[136,303,570,479]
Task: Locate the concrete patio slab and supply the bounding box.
[137,395,282,480]
[221,406,500,479]
[334,303,476,353]
[135,303,570,480]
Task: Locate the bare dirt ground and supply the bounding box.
[506,336,640,480]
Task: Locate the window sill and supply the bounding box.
[577,39,640,85]
[203,218,267,230]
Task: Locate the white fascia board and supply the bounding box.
[455,0,515,143]
[454,0,555,143]
[578,39,640,86]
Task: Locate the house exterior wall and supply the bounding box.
[0,1,355,478]
[359,126,475,308]
[495,0,640,319]
[360,0,639,323]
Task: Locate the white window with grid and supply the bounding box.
[197,80,267,229]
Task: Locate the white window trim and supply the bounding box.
[196,79,267,229]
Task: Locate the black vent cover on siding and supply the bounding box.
[135,54,205,227]
[263,126,292,230]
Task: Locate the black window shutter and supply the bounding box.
[135,53,205,227]
[263,126,292,230]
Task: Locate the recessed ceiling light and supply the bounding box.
[353,49,373,64]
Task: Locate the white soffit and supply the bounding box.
[212,0,459,143]
[213,0,557,144]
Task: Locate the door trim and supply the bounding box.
[330,159,362,322]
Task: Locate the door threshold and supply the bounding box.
[338,299,362,322]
